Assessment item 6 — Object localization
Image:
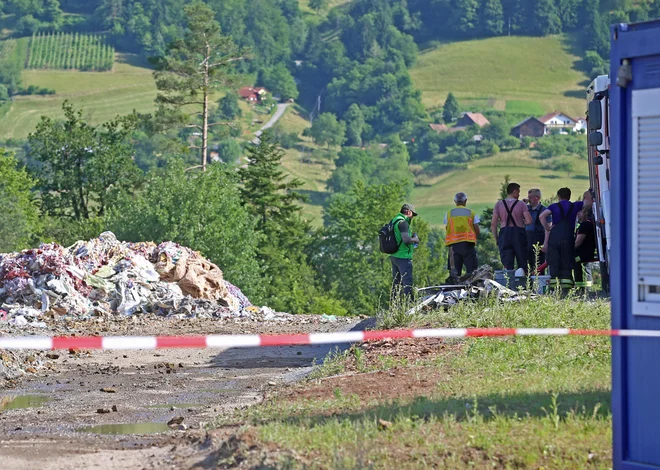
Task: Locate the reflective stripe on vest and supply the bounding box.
[445,207,477,245]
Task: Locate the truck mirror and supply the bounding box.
[588,100,602,130]
[589,131,603,146]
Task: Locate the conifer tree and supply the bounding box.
[443,92,459,123]
[238,133,329,313]
[151,3,244,171]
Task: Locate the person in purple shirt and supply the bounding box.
[539,187,584,289]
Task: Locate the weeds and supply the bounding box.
[219,298,613,469]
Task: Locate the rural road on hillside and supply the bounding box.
[254,103,290,138]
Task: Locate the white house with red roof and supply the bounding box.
[238,86,268,103]
[537,111,585,134]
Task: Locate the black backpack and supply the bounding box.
[379,217,403,254]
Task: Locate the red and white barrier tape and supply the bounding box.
[0,328,657,351]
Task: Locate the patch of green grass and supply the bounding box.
[412,149,589,226]
[411,35,589,118]
[277,106,334,227]
[227,297,611,469]
[505,99,546,115]
[0,53,157,139]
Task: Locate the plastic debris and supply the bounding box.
[0,232,262,324]
[408,265,534,315]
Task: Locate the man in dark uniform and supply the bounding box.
[540,188,584,289]
[574,206,597,292]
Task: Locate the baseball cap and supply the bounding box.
[401,204,418,216]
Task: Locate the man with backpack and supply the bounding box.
[539,187,584,290]
[380,204,419,302]
[525,188,548,271]
[491,183,532,272]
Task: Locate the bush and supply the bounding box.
[107,160,263,298]
[0,150,42,251]
[272,130,299,149]
[501,135,521,150]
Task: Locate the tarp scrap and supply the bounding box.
[0,232,254,323]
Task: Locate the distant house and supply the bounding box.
[455,112,490,128]
[538,111,581,134]
[238,86,268,103]
[511,117,546,138]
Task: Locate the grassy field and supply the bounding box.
[412,150,589,226]
[215,296,612,468]
[277,105,335,226]
[0,53,156,139]
[411,35,589,118]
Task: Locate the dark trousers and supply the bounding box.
[547,233,574,283]
[447,242,478,277]
[527,230,546,270]
[498,227,528,271]
[391,257,413,302]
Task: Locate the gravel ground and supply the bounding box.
[0,314,366,469]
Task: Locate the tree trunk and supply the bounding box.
[202,44,210,172]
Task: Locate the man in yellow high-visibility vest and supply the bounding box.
[445,192,480,280]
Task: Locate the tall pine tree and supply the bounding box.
[238,133,338,314]
[151,3,244,172]
[443,92,459,123]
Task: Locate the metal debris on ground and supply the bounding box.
[407,265,534,315]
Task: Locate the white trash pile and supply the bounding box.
[0,232,284,328]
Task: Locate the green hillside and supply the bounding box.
[411,35,589,118]
[273,107,589,227]
[0,52,156,139]
[411,150,589,226]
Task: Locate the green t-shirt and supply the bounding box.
[390,213,415,259]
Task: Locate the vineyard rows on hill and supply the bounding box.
[26,32,114,71]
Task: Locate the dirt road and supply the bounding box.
[0,315,364,469]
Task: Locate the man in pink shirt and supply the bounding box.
[491,182,532,272]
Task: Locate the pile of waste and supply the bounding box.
[407,265,533,315]
[0,232,261,327]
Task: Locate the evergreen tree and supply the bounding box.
[151,3,244,171]
[557,0,580,30]
[238,133,341,314]
[343,103,365,146]
[217,93,242,120]
[443,92,459,123]
[239,133,307,233]
[481,0,505,35]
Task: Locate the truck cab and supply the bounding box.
[586,74,612,291]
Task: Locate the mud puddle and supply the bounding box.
[0,395,50,411]
[77,422,172,435]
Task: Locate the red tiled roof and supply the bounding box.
[238,87,256,99]
[462,112,490,127]
[538,111,577,123]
